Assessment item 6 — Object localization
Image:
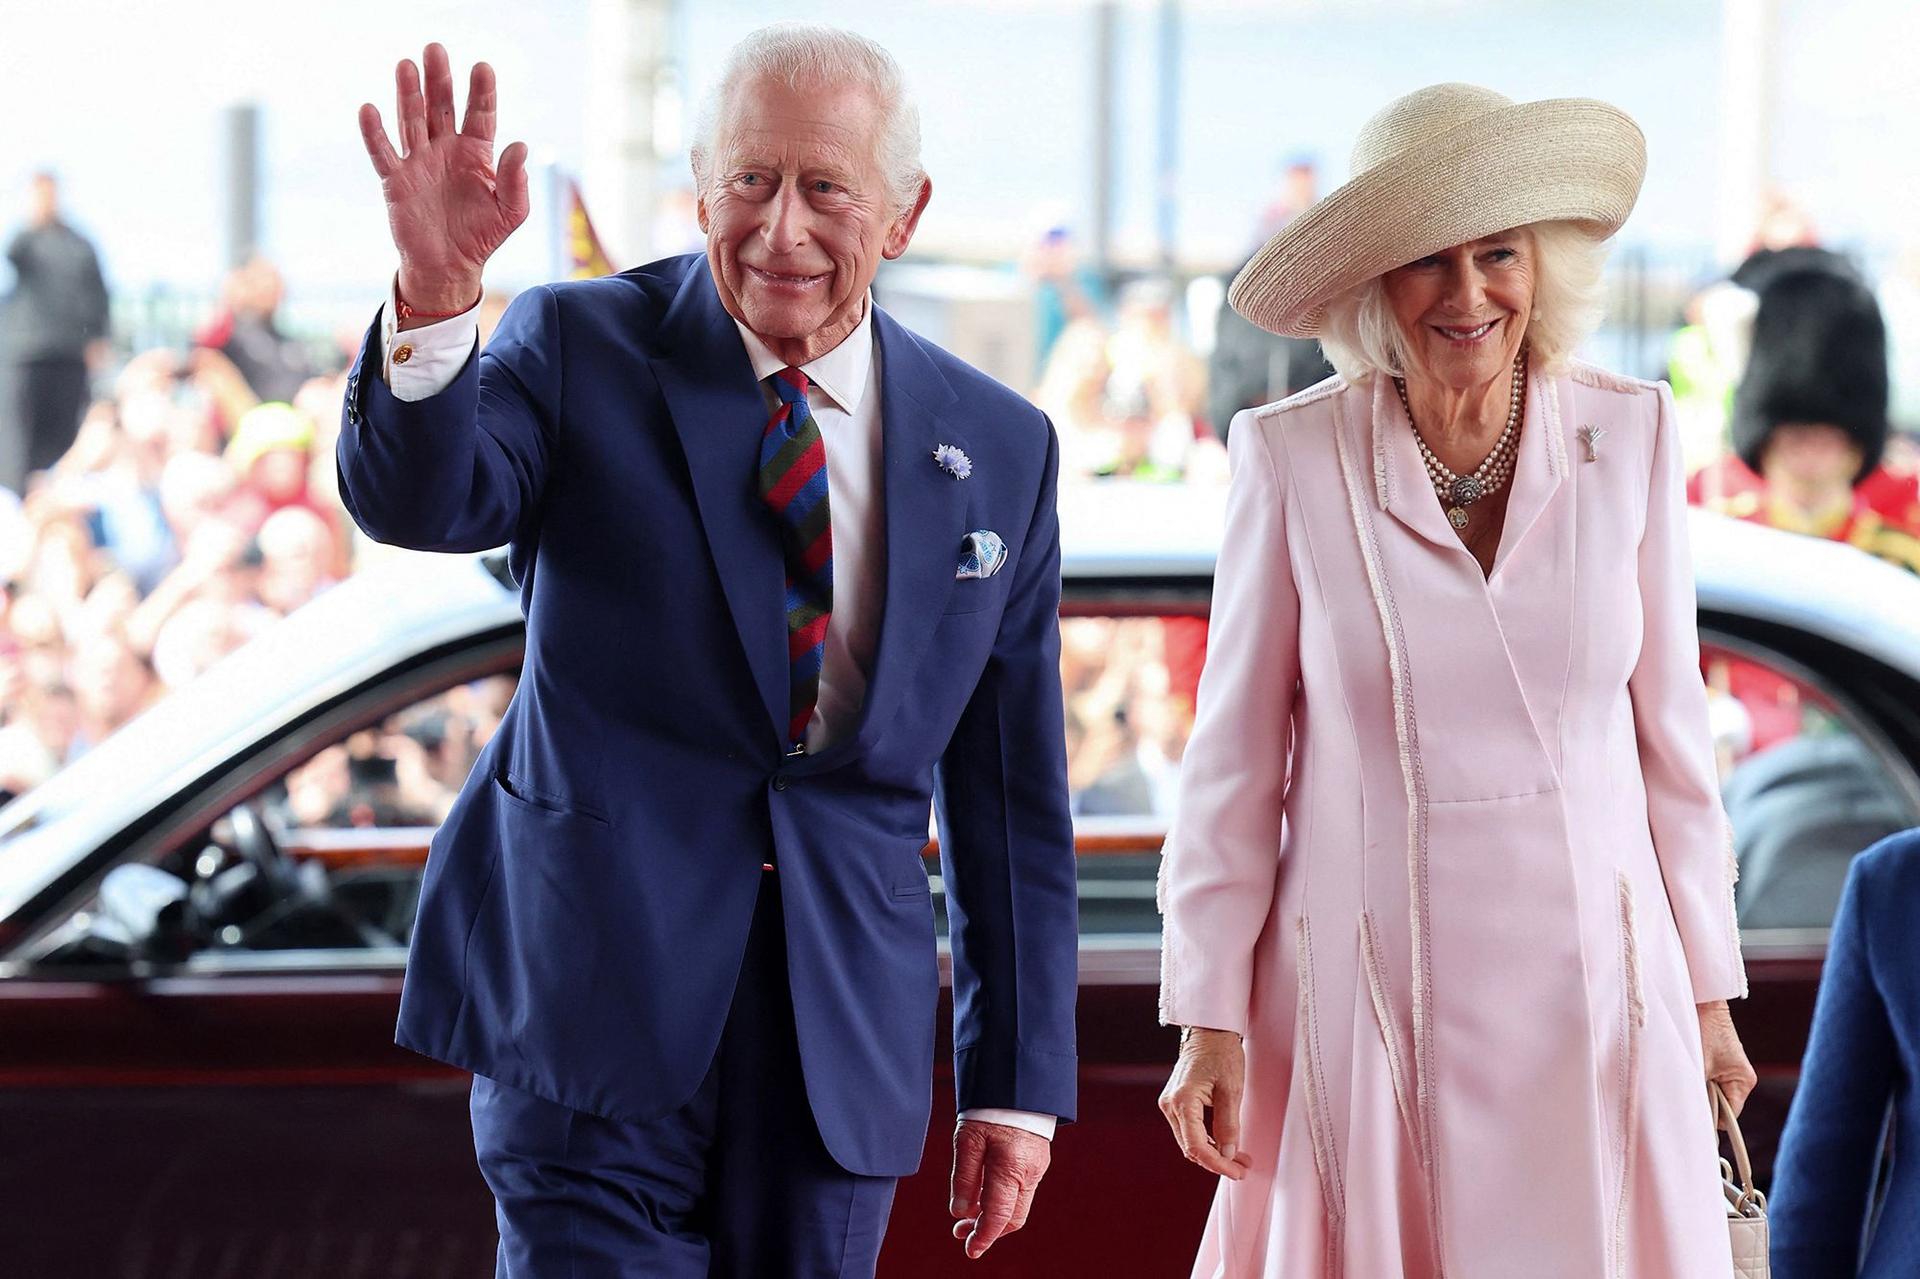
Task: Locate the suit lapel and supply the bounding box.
[651,264,789,751]
[796,308,969,771]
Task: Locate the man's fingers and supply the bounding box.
[965,1155,1020,1259]
[1005,1175,1039,1235]
[423,43,457,140]
[462,62,498,143]
[948,1126,986,1218]
[358,104,400,178]
[497,141,531,225]
[395,59,429,156]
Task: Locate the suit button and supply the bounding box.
[772,775,791,792]
[392,343,414,365]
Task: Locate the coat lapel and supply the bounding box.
[1488,364,1567,580]
[1371,367,1568,581]
[795,307,969,772]
[650,264,790,751]
[1373,376,1467,553]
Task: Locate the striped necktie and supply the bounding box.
[759,367,834,752]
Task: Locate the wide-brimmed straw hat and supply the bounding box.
[1229,83,1647,337]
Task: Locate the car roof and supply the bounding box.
[4,494,1918,925]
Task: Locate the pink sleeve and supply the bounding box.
[1628,383,1748,1003]
[1158,412,1300,1032]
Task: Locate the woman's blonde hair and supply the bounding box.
[1315,220,1611,383]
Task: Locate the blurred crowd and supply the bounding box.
[0,174,361,802]
[5,168,1919,824]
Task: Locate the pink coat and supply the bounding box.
[1157,364,1747,1278]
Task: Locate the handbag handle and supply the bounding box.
[1710,1081,1765,1217]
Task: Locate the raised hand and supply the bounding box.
[357,43,529,316]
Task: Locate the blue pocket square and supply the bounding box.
[956,530,1008,581]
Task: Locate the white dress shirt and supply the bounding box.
[378,283,1055,1141]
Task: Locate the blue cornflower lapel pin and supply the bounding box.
[933,443,972,479]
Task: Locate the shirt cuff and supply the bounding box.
[957,1108,1057,1141]
[381,276,481,402]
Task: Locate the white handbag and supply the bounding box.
[1712,1082,1769,1279]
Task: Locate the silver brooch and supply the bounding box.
[933,443,972,479]
[1578,424,1606,463]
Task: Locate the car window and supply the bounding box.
[29,672,519,968]
[263,674,517,834]
[1062,614,1204,820]
[1705,640,1920,931]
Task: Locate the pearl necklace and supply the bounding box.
[1394,349,1527,529]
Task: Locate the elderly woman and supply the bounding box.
[1156,84,1757,1277]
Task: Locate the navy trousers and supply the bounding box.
[470,877,900,1278]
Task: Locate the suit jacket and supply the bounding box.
[1771,828,1920,1277]
[1158,366,1743,1275]
[335,254,1078,1176]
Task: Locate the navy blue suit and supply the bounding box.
[336,255,1077,1269]
[1771,828,1920,1277]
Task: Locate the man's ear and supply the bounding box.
[882,176,933,261]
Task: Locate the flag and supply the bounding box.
[566,179,616,279]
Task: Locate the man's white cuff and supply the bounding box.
[381,277,480,402]
[957,1108,1057,1140]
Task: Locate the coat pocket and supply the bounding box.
[1610,873,1647,1279]
[1360,910,1421,1166]
[1295,916,1346,1276]
[493,771,609,826]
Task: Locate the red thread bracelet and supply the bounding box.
[395,279,479,321]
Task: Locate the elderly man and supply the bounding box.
[340,25,1076,1278]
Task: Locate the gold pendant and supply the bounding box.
[1448,506,1469,529]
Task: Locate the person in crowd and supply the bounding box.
[1097,278,1215,480]
[1023,220,1107,371]
[339,29,1075,1275]
[1,172,111,493]
[1692,252,1920,573]
[1156,84,1753,1276]
[1207,159,1336,441]
[65,632,159,758]
[221,401,344,554]
[254,505,339,614]
[1770,828,1920,1276]
[194,257,316,405]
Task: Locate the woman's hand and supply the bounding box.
[1158,1027,1251,1180]
[1698,999,1758,1117]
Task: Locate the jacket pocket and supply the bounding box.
[941,571,1015,616]
[493,772,609,826]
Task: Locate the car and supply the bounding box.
[3,489,1917,1278]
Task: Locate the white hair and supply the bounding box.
[1316,221,1612,383]
[688,23,925,217]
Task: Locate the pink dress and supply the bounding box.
[1157,366,1745,1278]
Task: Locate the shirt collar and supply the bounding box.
[733,296,874,414]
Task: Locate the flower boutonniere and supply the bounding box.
[933,443,973,480]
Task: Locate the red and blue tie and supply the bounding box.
[759,368,833,752]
